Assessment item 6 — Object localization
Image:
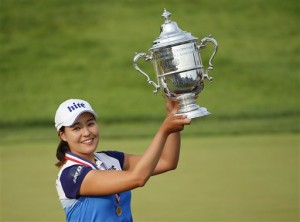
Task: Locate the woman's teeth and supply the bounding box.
[81,138,93,144]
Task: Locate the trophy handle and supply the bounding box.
[133,52,160,95]
[198,35,218,81]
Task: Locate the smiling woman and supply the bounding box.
[59,113,99,160]
[53,98,191,222]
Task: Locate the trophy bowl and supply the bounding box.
[133,9,218,119]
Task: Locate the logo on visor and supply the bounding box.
[67,102,86,112]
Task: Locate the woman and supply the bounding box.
[54,98,191,222]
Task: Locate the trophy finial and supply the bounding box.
[162,9,171,23]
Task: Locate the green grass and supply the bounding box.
[1,133,299,221]
[0,0,299,221]
[0,0,299,131]
[1,115,300,144]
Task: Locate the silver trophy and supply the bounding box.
[133,9,218,119]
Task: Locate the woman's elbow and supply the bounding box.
[165,164,178,172]
[155,163,178,175]
[165,162,178,172]
[136,179,147,187]
[132,174,150,188]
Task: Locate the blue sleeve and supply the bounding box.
[99,151,125,169]
[60,165,92,199]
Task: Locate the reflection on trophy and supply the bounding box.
[133,9,218,119]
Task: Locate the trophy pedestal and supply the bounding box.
[176,93,211,119]
[176,105,211,119]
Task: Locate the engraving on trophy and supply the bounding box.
[133,9,218,119]
[173,44,195,56]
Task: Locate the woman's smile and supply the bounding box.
[81,138,94,145]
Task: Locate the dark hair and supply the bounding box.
[55,126,70,167]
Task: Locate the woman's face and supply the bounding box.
[59,112,99,157]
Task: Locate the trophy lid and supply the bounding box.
[150,9,197,50]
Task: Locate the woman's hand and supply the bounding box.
[160,114,191,135]
[165,96,179,117]
[162,96,192,134]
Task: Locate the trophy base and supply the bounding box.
[175,93,210,119]
[176,106,211,119]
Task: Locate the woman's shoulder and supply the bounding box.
[96,150,124,159]
[95,151,125,170]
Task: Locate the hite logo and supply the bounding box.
[67,102,86,112]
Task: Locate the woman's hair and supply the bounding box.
[55,126,70,167]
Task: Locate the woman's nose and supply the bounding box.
[82,126,91,136]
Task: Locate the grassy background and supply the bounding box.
[0,0,299,128]
[0,0,299,221]
[1,134,299,221]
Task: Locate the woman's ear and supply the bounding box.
[59,131,67,142]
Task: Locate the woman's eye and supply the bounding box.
[88,122,95,127]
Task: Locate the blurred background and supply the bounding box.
[0,0,299,221]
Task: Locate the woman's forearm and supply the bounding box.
[125,115,190,187]
[152,131,181,175]
[163,132,181,168]
[132,127,169,186]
